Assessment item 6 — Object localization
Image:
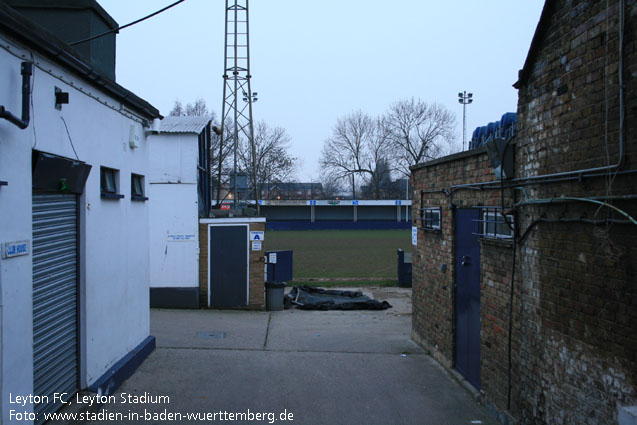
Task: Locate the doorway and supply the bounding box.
[208,224,249,307]
[454,208,481,390]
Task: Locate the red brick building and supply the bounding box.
[411,1,637,424]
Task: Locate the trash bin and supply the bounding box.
[397,249,412,288]
[265,281,286,311]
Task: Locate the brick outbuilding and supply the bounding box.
[411,1,637,424]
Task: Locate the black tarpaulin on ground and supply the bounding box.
[285,286,392,310]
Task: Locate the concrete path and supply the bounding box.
[87,288,495,425]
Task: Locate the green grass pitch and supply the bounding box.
[265,229,411,285]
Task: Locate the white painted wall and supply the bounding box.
[0,36,153,423]
[149,133,197,184]
[148,184,199,288]
[148,132,199,288]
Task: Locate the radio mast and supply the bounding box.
[218,0,257,210]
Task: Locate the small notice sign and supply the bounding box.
[252,240,262,251]
[167,234,196,242]
[250,231,265,241]
[411,226,418,246]
[269,253,277,264]
[1,240,29,259]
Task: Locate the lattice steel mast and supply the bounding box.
[218,0,257,210]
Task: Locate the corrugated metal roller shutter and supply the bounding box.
[32,193,79,422]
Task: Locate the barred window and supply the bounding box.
[421,207,441,230]
[481,208,514,239]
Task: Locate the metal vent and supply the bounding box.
[197,331,226,339]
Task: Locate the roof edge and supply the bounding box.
[3,0,119,30]
[0,2,160,120]
[513,0,554,89]
[410,146,487,172]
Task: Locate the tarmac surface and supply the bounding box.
[81,287,495,425]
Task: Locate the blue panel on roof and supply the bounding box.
[501,112,517,127]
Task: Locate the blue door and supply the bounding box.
[455,208,481,390]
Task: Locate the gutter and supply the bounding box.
[0,3,161,121]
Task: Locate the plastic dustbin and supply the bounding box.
[265,281,286,311]
[397,249,412,288]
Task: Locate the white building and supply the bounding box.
[0,2,161,423]
[148,115,212,308]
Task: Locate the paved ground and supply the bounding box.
[85,288,495,425]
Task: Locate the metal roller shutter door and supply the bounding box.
[32,193,79,422]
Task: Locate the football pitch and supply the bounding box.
[265,229,411,285]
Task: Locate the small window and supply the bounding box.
[482,210,514,239]
[131,173,147,201]
[101,167,123,199]
[421,207,441,230]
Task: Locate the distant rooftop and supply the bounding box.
[160,115,212,134]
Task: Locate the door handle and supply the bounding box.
[461,255,471,266]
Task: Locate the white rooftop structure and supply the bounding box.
[159,115,212,134]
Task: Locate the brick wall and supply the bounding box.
[198,220,266,310]
[248,221,266,308]
[411,148,506,367]
[411,1,637,423]
[514,1,637,422]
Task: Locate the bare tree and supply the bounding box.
[382,98,456,177]
[320,110,396,199]
[169,100,184,116]
[319,172,344,199]
[237,121,297,203]
[185,98,209,116]
[169,98,209,117]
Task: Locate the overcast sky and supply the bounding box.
[98,0,545,182]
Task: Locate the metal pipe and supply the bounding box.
[0,61,32,129]
[510,196,637,226]
[449,169,637,191]
[519,217,634,243]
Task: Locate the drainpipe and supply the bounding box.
[0,62,33,130]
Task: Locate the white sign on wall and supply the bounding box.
[250,231,265,241]
[167,234,196,242]
[1,240,29,259]
[411,226,418,246]
[252,241,262,251]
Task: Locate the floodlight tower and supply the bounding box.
[458,91,473,151]
[218,0,257,210]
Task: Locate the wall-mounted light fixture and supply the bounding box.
[55,87,69,110]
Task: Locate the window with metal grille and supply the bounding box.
[131,173,147,201]
[100,167,123,199]
[424,208,441,229]
[419,207,441,230]
[480,208,514,239]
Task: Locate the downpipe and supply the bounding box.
[0,62,32,130]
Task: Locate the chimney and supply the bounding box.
[5,0,118,81]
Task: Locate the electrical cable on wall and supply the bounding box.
[69,0,187,46]
[60,116,79,160]
[29,52,37,149]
